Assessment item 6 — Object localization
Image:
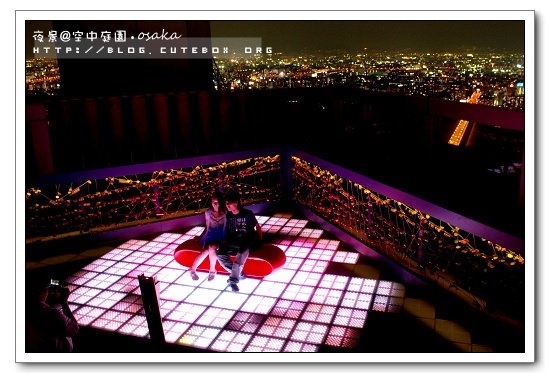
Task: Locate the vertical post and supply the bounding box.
[280,146,294,204]
[153,184,161,217]
[176,92,193,154]
[366,193,373,236]
[417,219,425,268]
[217,169,224,192]
[26,103,54,176]
[138,274,165,345]
[131,95,149,161]
[153,94,171,159]
[198,91,212,148]
[84,98,101,166]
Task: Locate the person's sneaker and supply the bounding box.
[190,270,199,281]
[207,271,216,281]
[240,273,247,280]
[229,283,239,292]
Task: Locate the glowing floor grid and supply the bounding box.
[66,215,406,352]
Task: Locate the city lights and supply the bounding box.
[26,50,525,110]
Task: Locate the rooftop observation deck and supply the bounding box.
[23,89,527,359]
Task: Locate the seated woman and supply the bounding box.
[189,191,227,281]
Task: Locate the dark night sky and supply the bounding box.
[210,20,525,54]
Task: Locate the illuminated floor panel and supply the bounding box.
[245,335,286,352]
[65,214,409,352]
[283,340,319,352]
[325,326,361,348]
[210,330,253,352]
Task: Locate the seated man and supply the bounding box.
[216,190,262,292]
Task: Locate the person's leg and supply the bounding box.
[190,250,208,280]
[229,246,250,284]
[207,244,218,280]
[216,244,234,274]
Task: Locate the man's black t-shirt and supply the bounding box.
[225,207,259,247]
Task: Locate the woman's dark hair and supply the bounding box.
[211,191,226,213]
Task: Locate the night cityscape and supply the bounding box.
[26,50,525,110]
[214,50,525,109]
[20,17,533,365]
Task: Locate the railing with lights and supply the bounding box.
[290,152,524,315]
[26,149,282,243]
